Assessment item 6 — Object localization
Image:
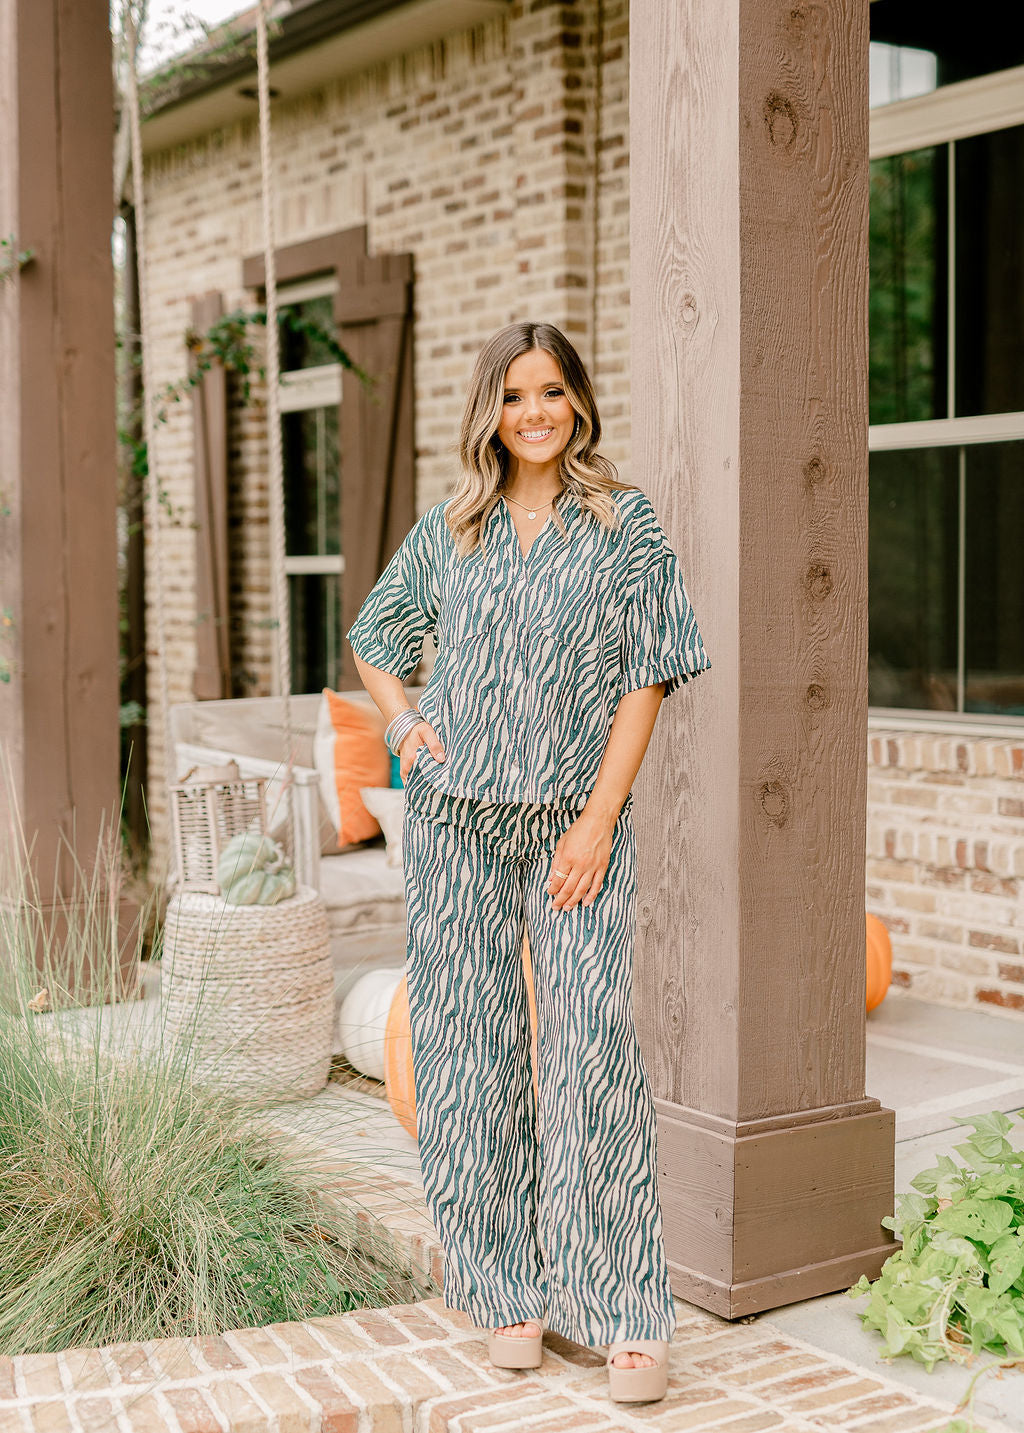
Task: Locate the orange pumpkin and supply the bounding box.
[385,933,540,1138]
[866,913,893,1012]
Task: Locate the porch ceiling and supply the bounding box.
[140,0,511,155]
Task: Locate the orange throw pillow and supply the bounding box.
[315,690,391,848]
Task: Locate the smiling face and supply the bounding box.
[496,347,578,475]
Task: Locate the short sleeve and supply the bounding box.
[345,511,441,680]
[619,530,711,700]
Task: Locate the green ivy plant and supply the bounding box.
[847,1109,1024,1429]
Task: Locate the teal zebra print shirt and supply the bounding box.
[345,486,711,807]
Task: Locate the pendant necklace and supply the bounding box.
[503,491,559,522]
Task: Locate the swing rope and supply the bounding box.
[126,0,298,869]
[254,0,299,856]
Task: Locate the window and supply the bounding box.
[870,2,1024,109]
[868,10,1024,721]
[278,277,342,694]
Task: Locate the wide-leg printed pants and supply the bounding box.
[401,757,677,1348]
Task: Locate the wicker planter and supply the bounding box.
[161,885,333,1100]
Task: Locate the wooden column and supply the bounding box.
[0,0,121,976]
[630,0,897,1316]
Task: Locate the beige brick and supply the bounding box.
[758,1365,857,1402]
[364,1355,448,1402]
[160,1387,223,1433]
[192,1338,248,1374]
[263,1322,338,1364]
[57,1350,111,1395]
[245,1373,315,1433]
[646,1395,762,1428]
[27,1405,75,1433]
[347,1312,411,1348]
[423,1386,546,1433]
[785,1376,889,1411]
[143,1338,207,1383]
[222,1328,289,1370]
[707,1416,787,1432]
[831,1391,929,1423]
[204,1378,270,1431]
[300,1318,374,1359]
[716,1354,820,1387]
[290,1368,360,1433]
[14,1358,64,1401]
[374,1305,448,1345]
[117,1391,169,1433]
[105,1345,156,1386]
[74,1396,123,1433]
[456,1394,592,1430]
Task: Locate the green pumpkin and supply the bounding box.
[217,831,296,906]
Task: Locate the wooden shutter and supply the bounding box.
[190,292,231,700]
[336,250,416,685]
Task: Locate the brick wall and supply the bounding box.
[140,3,1024,1029]
[867,727,1024,1018]
[141,0,630,856]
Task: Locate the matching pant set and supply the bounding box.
[347,486,712,1348]
[401,759,678,1347]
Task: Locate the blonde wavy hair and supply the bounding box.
[445,322,637,558]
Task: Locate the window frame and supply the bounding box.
[869,66,1024,731]
[277,273,343,693]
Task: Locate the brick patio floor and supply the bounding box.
[0,1292,995,1433]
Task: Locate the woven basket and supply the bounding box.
[161,884,333,1100]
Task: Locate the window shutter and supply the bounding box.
[190,292,231,700]
[335,250,416,686]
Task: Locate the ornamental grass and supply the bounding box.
[0,757,434,1355]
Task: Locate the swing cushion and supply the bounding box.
[314,689,392,848]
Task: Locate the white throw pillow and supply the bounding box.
[359,787,406,868]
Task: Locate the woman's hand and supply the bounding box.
[547,809,615,911]
[398,720,446,782]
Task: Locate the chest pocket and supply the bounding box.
[536,568,611,654]
[440,569,507,651]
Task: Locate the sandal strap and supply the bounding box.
[607,1337,667,1364]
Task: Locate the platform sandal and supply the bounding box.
[605,1337,670,1403]
[486,1314,546,1369]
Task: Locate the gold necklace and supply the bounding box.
[503,490,561,521]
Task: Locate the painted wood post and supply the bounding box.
[630,0,897,1316]
[0,0,124,988]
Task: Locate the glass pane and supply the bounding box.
[278,294,337,371]
[964,441,1024,716]
[289,573,341,694]
[955,125,1024,417]
[282,406,340,557]
[869,446,959,710]
[870,2,1024,101]
[869,147,948,425]
[870,43,937,110]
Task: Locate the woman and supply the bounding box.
[346,321,710,1404]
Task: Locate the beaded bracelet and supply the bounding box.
[384,706,423,756]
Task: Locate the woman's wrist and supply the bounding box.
[582,788,624,830]
[384,705,423,755]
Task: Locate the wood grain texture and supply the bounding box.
[0,0,119,895]
[630,0,741,1115]
[631,0,871,1119]
[631,0,893,1313]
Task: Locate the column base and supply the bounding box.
[656,1096,898,1318]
